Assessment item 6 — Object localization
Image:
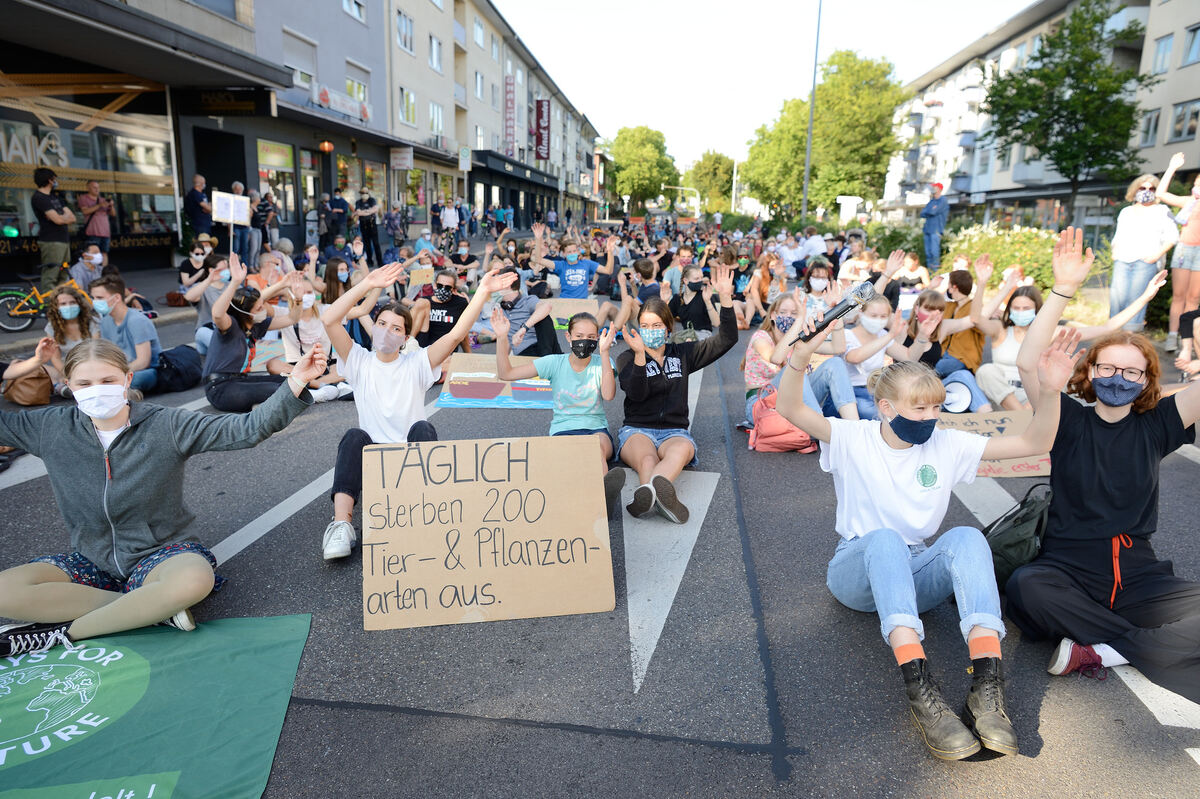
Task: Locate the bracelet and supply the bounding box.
[916,337,930,344]
[786,354,807,372]
[287,375,307,394]
[1051,288,1075,300]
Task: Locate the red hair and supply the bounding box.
[1066,331,1161,413]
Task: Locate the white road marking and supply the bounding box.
[687,367,704,432]
[622,470,721,693]
[951,477,1015,528]
[1172,443,1200,468]
[179,396,210,411]
[1188,749,1200,767]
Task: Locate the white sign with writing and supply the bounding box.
[212,190,250,225]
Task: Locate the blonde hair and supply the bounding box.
[63,338,129,379]
[866,361,946,406]
[1125,174,1159,202]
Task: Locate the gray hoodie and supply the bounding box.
[0,383,311,578]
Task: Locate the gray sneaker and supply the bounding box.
[322,519,357,560]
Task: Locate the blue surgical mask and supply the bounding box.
[885,411,937,446]
[59,304,80,320]
[219,269,231,282]
[337,271,349,283]
[774,314,796,334]
[1091,374,1145,407]
[640,327,667,349]
[1009,309,1036,327]
[566,252,580,264]
[92,298,111,316]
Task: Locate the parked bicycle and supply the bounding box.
[0,273,90,332]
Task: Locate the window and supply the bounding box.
[398,87,417,126]
[474,18,485,47]
[396,10,414,52]
[429,35,442,72]
[516,67,524,85]
[1030,34,1041,58]
[1014,42,1027,69]
[346,77,367,103]
[491,34,499,61]
[491,83,499,109]
[429,101,444,134]
[475,71,484,99]
[997,144,1012,171]
[257,139,296,223]
[282,31,317,90]
[429,0,442,8]
[976,146,991,175]
[475,125,485,149]
[505,56,512,75]
[1169,99,1200,141]
[1185,25,1200,66]
[1154,35,1174,74]
[342,0,365,22]
[1141,109,1161,147]
[492,133,500,149]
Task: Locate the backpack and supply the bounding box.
[748,385,818,454]
[155,345,203,393]
[983,483,1052,591]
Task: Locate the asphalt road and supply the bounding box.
[2,315,1199,798]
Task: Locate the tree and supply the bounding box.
[743,51,907,212]
[683,151,735,213]
[609,126,680,209]
[981,0,1156,224]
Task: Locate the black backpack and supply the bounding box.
[983,483,1052,591]
[155,345,203,393]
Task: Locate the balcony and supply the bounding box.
[1105,5,1148,43]
[426,134,450,151]
[950,173,972,194]
[453,20,467,50]
[908,112,924,129]
[958,131,976,149]
[1012,159,1045,185]
[453,82,467,109]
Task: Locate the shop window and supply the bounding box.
[299,148,321,217]
[337,153,363,195]
[363,159,386,198]
[257,138,296,223]
[405,168,428,224]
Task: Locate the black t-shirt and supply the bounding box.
[251,200,272,228]
[418,295,470,347]
[869,270,901,310]
[0,360,10,377]
[902,335,941,369]
[31,191,69,243]
[179,256,204,282]
[1046,393,1195,543]
[202,318,272,377]
[355,198,378,229]
[448,253,477,271]
[669,292,713,332]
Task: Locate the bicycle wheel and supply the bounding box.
[0,291,36,332]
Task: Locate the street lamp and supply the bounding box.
[801,0,823,220]
[731,161,742,213]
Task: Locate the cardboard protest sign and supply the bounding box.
[436,352,553,409]
[211,190,250,226]
[937,410,1051,477]
[361,436,615,630]
[408,266,434,286]
[549,298,599,329]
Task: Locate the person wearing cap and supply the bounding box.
[921,183,950,269]
[354,188,382,268]
[414,227,437,255]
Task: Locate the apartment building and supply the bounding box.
[881,0,1198,239]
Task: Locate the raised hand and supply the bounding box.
[1036,327,1083,393]
[917,309,943,340]
[292,343,329,385]
[973,254,994,285]
[532,222,545,239]
[622,324,645,355]
[34,336,60,364]
[228,252,247,285]
[825,279,844,307]
[306,244,319,263]
[711,263,735,299]
[1168,152,1186,172]
[366,261,405,289]
[883,250,905,278]
[607,235,619,254]
[490,306,511,338]
[1051,227,1094,292]
[659,280,672,302]
[890,308,907,341]
[1142,269,1169,300]
[598,321,617,354]
[478,267,517,295]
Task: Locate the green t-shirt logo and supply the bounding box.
[916,464,938,488]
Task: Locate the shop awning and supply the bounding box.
[4,0,293,89]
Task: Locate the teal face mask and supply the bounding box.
[92,299,111,316]
[639,327,667,349]
[59,304,80,320]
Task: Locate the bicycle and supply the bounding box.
[0,272,90,332]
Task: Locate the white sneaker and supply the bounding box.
[322,520,356,560]
[311,385,339,403]
[335,382,354,398]
[1165,332,1179,353]
[160,608,196,631]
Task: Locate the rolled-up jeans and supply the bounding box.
[826,526,1005,643]
[1109,259,1159,330]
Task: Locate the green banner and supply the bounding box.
[0,615,310,799]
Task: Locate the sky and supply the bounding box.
[493,0,1034,168]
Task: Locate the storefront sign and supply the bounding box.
[390,146,414,170]
[173,88,275,117]
[0,130,68,168]
[458,146,472,173]
[535,99,550,160]
[314,84,371,123]
[256,139,294,170]
[503,76,515,158]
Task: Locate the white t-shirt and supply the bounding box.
[339,342,440,443]
[843,328,888,387]
[819,417,987,545]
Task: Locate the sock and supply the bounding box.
[968,633,1002,660]
[1092,643,1129,667]
[894,642,925,666]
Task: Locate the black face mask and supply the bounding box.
[433,285,454,302]
[500,299,516,312]
[686,281,705,292]
[570,339,599,359]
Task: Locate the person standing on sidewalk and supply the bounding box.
[77,179,115,259]
[920,182,949,269]
[355,188,383,268]
[1108,173,1179,334]
[1154,152,1200,352]
[184,174,213,240]
[31,168,74,291]
[440,201,460,248]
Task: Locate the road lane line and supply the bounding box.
[951,476,1016,528]
[1172,443,1200,468]
[1188,749,1200,767]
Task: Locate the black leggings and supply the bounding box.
[1179,309,1200,340]
[331,423,438,503]
[205,374,287,413]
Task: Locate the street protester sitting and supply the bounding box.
[317,263,518,561]
[89,274,161,394]
[43,285,98,397]
[901,289,992,413]
[668,265,720,339]
[616,264,738,524]
[491,265,559,357]
[410,269,472,379]
[776,300,1082,760]
[280,275,371,403]
[0,337,325,658]
[1004,228,1200,705]
[746,252,789,322]
[183,252,233,355]
[840,295,908,420]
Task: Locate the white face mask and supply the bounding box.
[372,327,405,354]
[859,316,888,335]
[808,278,829,293]
[87,253,103,265]
[301,293,316,309]
[75,383,128,420]
[251,309,268,323]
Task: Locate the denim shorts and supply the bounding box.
[1172,243,1200,272]
[616,425,699,467]
[32,541,223,593]
[553,427,617,454]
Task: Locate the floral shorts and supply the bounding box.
[32,541,224,593]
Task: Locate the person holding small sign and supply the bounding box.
[318,262,518,561]
[616,263,739,524]
[775,300,1082,761]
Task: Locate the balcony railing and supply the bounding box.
[453,20,467,49]
[1012,159,1045,185]
[453,82,467,109]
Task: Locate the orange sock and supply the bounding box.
[893,642,926,665]
[968,634,1002,660]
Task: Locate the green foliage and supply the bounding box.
[865,223,924,259]
[743,51,907,211]
[609,127,680,208]
[981,0,1157,216]
[943,223,1062,289]
[684,151,735,213]
[709,212,757,232]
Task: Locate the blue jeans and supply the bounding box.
[943,369,989,412]
[826,526,1005,643]
[934,354,965,378]
[194,325,214,356]
[1110,259,1158,331]
[923,230,942,268]
[131,367,158,393]
[852,385,878,420]
[232,226,250,265]
[746,358,857,426]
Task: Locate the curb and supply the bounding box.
[0,307,197,358]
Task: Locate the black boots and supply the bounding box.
[964,657,1019,756]
[901,658,982,761]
